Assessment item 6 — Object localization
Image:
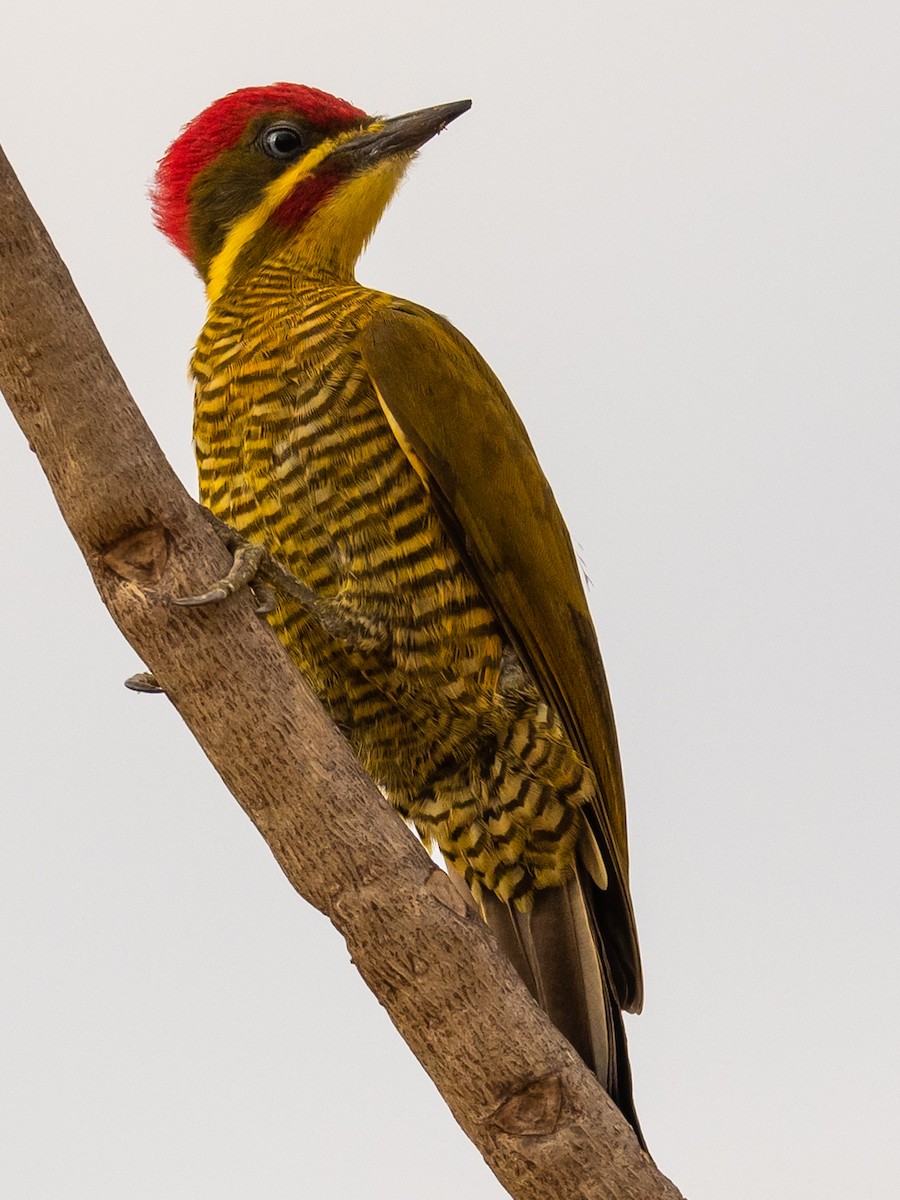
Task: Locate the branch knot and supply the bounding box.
[490,1073,563,1137]
[102,524,169,586]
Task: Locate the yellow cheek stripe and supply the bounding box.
[205,121,384,306]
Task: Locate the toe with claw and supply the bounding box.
[174,510,318,615]
[174,540,271,610]
[124,671,165,694]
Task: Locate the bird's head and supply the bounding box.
[153,83,471,302]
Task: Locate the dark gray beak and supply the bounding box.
[330,99,472,169]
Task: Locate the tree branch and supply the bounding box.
[0,141,684,1200]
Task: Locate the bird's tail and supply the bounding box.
[450,861,644,1147]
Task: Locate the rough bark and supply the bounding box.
[0,141,685,1200]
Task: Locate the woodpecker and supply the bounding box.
[154,84,644,1141]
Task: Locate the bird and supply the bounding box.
[153,83,645,1142]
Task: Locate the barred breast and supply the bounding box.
[191,265,595,905]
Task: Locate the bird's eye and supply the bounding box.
[260,124,306,160]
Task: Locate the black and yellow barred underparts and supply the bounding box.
[192,260,596,905]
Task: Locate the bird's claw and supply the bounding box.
[174,540,268,609]
[124,671,164,694]
[172,510,320,614]
[251,580,278,614]
[174,585,231,607]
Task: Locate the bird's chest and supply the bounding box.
[192,309,421,592]
[190,299,503,750]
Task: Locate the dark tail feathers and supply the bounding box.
[450,862,644,1147]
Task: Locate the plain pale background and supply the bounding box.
[2,3,898,1197]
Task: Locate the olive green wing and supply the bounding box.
[359,301,642,1012]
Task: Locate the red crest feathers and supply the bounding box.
[152,83,367,260]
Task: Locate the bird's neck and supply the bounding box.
[203,157,406,304]
[204,236,359,308]
[205,252,380,327]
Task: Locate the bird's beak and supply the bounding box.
[330,99,472,170]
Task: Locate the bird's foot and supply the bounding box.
[124,671,164,694]
[174,507,390,654]
[173,509,301,615]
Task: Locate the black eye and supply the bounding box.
[259,124,306,160]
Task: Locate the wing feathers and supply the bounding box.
[360,302,642,1011]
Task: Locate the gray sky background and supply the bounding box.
[2,3,898,1197]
